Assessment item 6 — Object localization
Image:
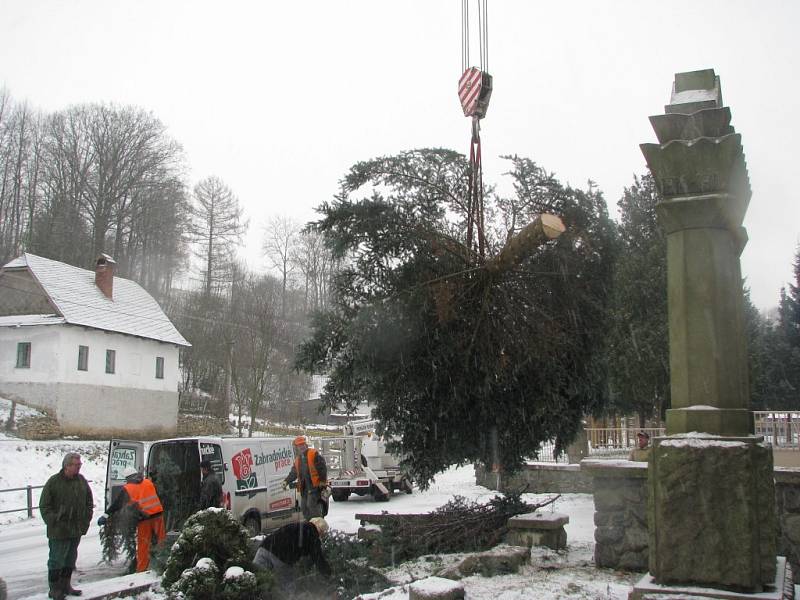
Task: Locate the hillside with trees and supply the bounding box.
[1,87,798,465]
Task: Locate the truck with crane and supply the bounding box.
[314,418,413,502]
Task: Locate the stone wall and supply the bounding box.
[474,462,593,494]
[775,468,800,574]
[581,460,649,571]
[582,460,800,575]
[0,382,178,438]
[474,458,800,575]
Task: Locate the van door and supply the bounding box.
[147,439,202,531]
[259,438,301,530]
[105,439,145,512]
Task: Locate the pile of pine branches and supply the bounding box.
[363,490,559,566]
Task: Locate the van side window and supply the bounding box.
[200,443,225,485]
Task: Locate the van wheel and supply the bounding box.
[332,489,350,502]
[243,515,261,536]
[372,486,389,502]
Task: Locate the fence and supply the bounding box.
[531,427,666,463]
[754,412,800,449]
[585,427,665,458]
[0,484,43,517]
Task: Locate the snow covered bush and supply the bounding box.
[166,557,219,600]
[220,566,259,600]
[161,508,251,589]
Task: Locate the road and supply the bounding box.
[0,517,127,600]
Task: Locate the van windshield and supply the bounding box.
[148,440,201,531]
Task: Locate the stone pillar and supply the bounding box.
[636,69,779,596]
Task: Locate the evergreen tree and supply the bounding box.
[771,245,800,408]
[606,174,669,424]
[743,289,795,409]
[296,149,617,486]
[780,246,800,348]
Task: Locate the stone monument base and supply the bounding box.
[628,556,793,600]
[649,435,776,590]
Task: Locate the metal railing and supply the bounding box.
[585,427,665,458]
[527,427,666,463]
[754,412,800,449]
[0,484,43,517]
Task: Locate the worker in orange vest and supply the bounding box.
[282,436,330,519]
[97,467,166,572]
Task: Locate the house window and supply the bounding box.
[105,349,116,374]
[16,342,31,368]
[78,345,89,371]
[155,356,164,379]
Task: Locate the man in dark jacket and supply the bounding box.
[97,467,165,572]
[253,517,331,576]
[40,452,94,600]
[282,436,330,519]
[199,460,223,509]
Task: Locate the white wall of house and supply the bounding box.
[0,324,180,436]
[1,324,179,390]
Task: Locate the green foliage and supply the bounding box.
[99,505,138,569]
[218,567,260,600]
[750,245,800,410]
[297,149,617,485]
[321,530,390,597]
[606,174,669,422]
[783,246,800,349]
[165,557,220,600]
[162,509,252,589]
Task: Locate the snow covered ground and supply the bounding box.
[0,399,640,599]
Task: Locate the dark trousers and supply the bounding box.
[47,537,81,571]
[300,490,324,519]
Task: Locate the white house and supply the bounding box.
[0,252,190,437]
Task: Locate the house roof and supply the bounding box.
[0,314,67,327]
[2,253,190,347]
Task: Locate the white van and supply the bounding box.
[105,436,302,535]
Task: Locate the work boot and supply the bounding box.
[47,570,65,600]
[61,569,82,596]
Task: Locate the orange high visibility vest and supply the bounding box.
[124,478,163,517]
[294,448,326,492]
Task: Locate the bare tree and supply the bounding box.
[262,215,300,318]
[0,98,42,264]
[291,228,338,313]
[189,176,248,298]
[229,273,282,436]
[80,104,184,259]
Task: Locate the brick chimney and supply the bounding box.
[95,254,116,299]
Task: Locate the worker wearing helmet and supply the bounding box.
[97,466,166,572]
[282,436,330,519]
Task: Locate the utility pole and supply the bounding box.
[223,339,234,420]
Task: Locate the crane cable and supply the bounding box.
[460,0,490,261]
[461,0,488,73]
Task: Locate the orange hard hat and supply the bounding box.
[293,436,307,446]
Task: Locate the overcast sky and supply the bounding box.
[1,1,797,310]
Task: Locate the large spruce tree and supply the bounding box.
[607,174,669,424]
[297,149,617,486]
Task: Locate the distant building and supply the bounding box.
[0,253,190,437]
